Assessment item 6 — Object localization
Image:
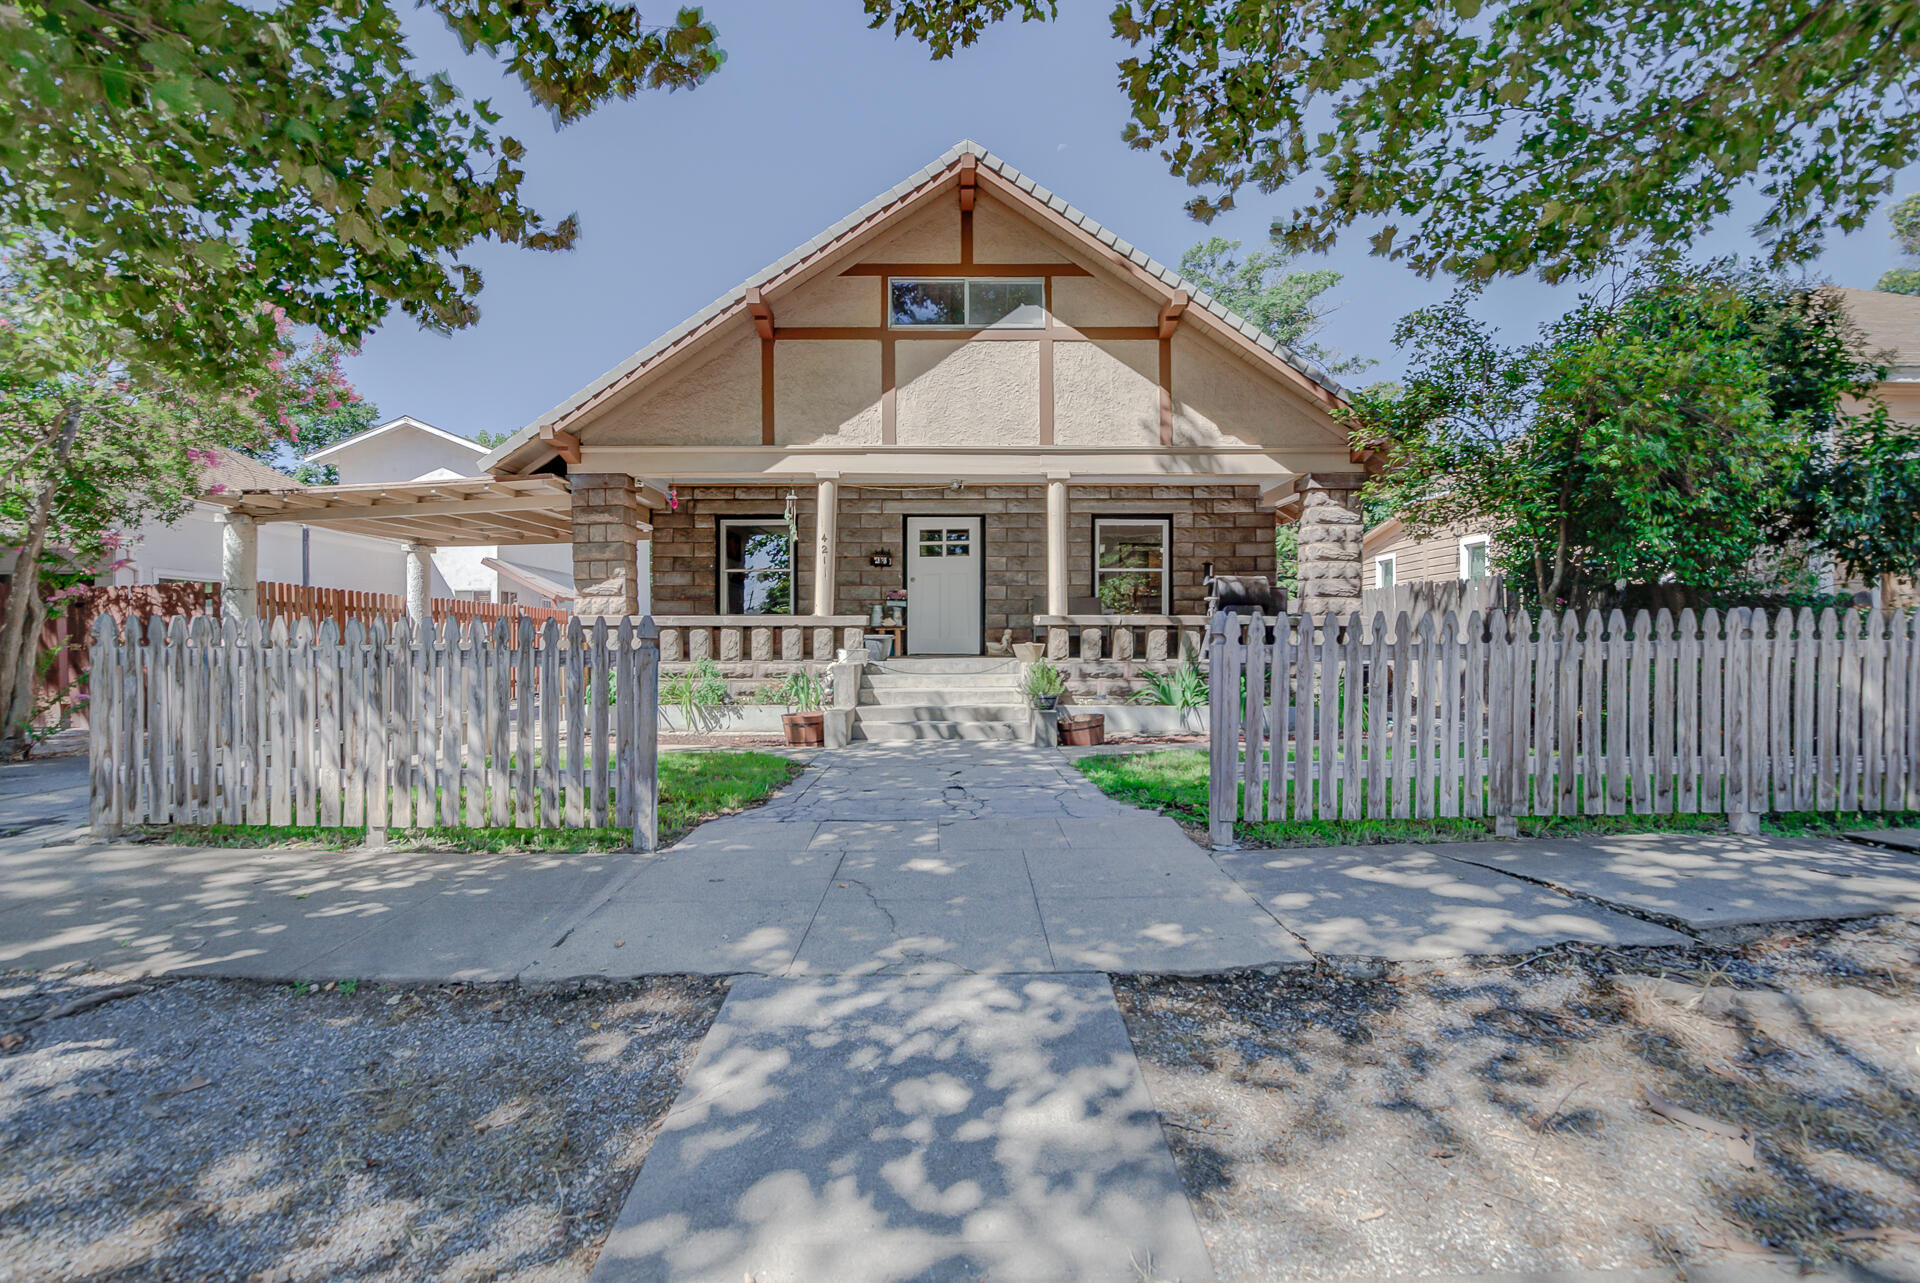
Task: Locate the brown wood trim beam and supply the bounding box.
[1159,289,1189,340]
[760,337,775,446]
[1158,335,1174,447]
[539,427,582,465]
[880,335,896,446]
[1039,279,1055,447]
[839,262,1090,278]
[744,287,774,341]
[773,325,1125,342]
[958,154,977,212]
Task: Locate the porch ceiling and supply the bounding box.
[202,475,577,546]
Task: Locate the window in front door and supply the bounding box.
[915,526,972,559]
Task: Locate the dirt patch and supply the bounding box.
[0,973,726,1281]
[1115,918,1920,1281]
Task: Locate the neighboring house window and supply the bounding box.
[888,278,1045,328]
[1459,534,1491,581]
[719,518,795,615]
[1374,554,1396,589]
[1092,517,1171,614]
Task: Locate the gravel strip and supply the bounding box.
[0,973,726,1282]
[1115,917,1920,1281]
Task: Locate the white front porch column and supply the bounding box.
[402,542,432,628]
[220,512,258,622]
[1045,475,1069,616]
[813,476,838,617]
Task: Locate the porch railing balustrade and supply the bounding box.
[654,615,868,665]
[1034,615,1210,665]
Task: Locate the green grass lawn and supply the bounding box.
[163,750,803,852]
[1076,748,1920,848]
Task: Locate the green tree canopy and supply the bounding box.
[1878,193,1920,295]
[0,266,356,755]
[867,0,1920,282]
[0,0,723,383]
[1176,236,1370,375]
[1351,262,1916,607]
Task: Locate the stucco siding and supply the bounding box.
[774,341,883,446]
[972,193,1071,263]
[857,198,959,263]
[1053,340,1158,446]
[775,273,880,327]
[1050,273,1155,329]
[1170,330,1335,449]
[588,330,763,446]
[896,342,1040,446]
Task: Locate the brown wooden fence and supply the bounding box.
[13,582,569,728]
[1207,606,1920,844]
[258,582,571,634]
[88,615,659,847]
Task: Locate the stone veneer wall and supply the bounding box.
[647,483,1277,641]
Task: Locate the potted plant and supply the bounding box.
[1022,657,1067,710]
[884,587,908,624]
[779,669,827,746]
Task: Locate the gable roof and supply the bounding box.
[305,415,489,464]
[481,139,1352,475]
[203,446,299,494]
[1833,286,1920,374]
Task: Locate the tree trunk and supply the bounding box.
[0,401,82,758]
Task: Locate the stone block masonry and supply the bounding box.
[648,482,1278,642]
[570,473,645,618]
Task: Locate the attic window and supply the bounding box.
[888,278,1044,329]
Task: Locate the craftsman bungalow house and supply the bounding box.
[207,143,1375,698]
[479,142,1373,668]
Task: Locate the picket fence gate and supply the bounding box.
[88,614,661,848]
[1207,606,1920,845]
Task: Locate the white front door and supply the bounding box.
[905,516,982,655]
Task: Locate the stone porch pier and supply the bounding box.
[1292,472,1366,618]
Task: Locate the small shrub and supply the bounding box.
[1133,659,1209,708]
[1023,658,1067,704]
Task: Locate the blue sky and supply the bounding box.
[341,1,1915,440]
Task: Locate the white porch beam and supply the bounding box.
[220,513,258,622]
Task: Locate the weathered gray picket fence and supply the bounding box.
[88,614,661,848]
[1208,606,1920,844]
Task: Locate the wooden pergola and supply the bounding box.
[203,475,574,546]
[202,475,582,622]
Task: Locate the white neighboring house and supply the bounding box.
[302,415,578,609]
[114,448,412,594]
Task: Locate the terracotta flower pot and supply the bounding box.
[782,711,825,746]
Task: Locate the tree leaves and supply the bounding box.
[1348,261,1902,605]
[872,0,1920,282]
[0,0,725,388]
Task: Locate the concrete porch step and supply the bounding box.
[867,656,1022,676]
[855,718,1027,742]
[860,673,1026,695]
[857,686,1025,708]
[856,703,1032,724]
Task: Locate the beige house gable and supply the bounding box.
[483,141,1364,484]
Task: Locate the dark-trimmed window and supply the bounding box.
[888,278,1045,328]
[1093,516,1171,614]
[719,518,794,615]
